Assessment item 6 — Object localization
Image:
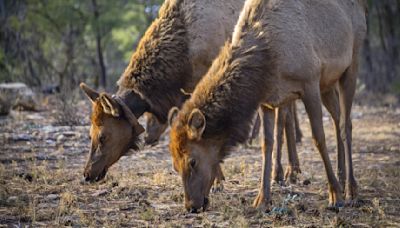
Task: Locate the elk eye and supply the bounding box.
[189,158,196,168]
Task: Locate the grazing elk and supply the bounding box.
[169,0,366,212]
[80,0,244,182]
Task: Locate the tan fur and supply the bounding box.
[170,0,366,211]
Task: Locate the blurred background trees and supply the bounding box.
[361,0,400,97]
[0,0,162,92]
[0,0,399,98]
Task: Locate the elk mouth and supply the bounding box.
[187,197,209,213]
[84,168,108,182]
[95,168,108,182]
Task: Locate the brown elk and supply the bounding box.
[169,0,366,212]
[80,0,245,182]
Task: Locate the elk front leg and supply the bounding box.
[302,85,344,209]
[253,106,275,211]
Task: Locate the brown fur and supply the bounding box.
[117,0,191,123]
[174,25,276,153]
[116,0,244,123]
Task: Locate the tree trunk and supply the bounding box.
[91,0,107,89]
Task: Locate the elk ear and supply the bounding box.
[187,108,206,140]
[168,107,180,126]
[99,93,120,117]
[80,83,99,102]
[114,97,145,136]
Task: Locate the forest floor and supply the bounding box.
[0,97,399,227]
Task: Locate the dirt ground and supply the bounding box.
[0,98,399,227]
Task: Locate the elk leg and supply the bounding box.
[212,164,225,193]
[284,102,301,184]
[322,87,346,189]
[302,85,344,208]
[339,64,358,204]
[293,102,303,143]
[272,107,286,184]
[253,106,275,210]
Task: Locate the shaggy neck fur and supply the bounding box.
[117,0,191,123]
[176,0,276,155]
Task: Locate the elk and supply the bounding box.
[169,0,366,212]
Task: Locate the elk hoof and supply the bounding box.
[284,166,301,184]
[327,201,345,211]
[272,168,284,185]
[345,182,358,202]
[253,193,271,212]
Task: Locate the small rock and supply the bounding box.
[63,131,77,137]
[46,194,60,201]
[56,134,65,142]
[0,82,38,111]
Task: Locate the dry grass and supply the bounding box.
[0,101,399,227]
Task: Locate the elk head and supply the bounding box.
[80,83,145,182]
[168,107,223,212]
